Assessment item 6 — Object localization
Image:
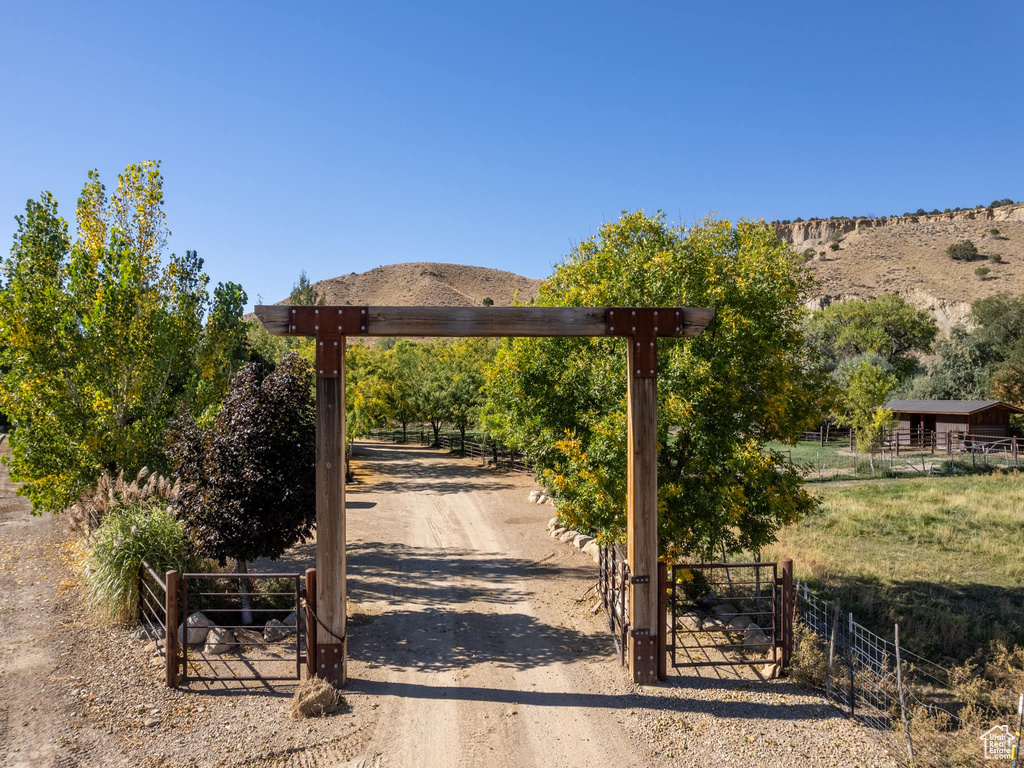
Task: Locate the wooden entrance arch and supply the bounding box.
[254,304,715,685]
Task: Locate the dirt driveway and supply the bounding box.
[0,440,894,767]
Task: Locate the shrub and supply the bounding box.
[788,621,829,687]
[946,240,980,261]
[975,266,991,278]
[829,241,841,251]
[87,502,192,622]
[819,250,826,257]
[988,253,1003,263]
[481,296,494,306]
[990,227,1001,236]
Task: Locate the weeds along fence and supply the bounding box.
[364,428,535,473]
[795,581,1018,767]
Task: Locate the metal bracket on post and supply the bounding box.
[316,642,347,687]
[605,307,686,379]
[286,306,369,378]
[630,574,650,585]
[631,633,659,684]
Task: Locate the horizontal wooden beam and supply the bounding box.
[253,305,715,339]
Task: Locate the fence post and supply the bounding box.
[657,561,667,681]
[895,623,914,764]
[305,567,318,678]
[826,599,839,699]
[165,570,178,689]
[781,558,794,668]
[848,612,855,716]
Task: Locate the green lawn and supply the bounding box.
[764,473,1024,663]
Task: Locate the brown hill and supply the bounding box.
[775,203,1024,332]
[298,262,541,308]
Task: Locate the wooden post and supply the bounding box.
[305,567,318,678]
[895,623,914,764]
[657,561,667,681]
[315,339,347,687]
[780,558,794,668]
[626,335,659,685]
[165,570,178,689]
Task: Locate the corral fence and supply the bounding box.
[139,561,320,688]
[598,544,631,666]
[795,581,1019,767]
[364,428,535,473]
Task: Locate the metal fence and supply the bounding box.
[140,562,311,688]
[795,581,1016,767]
[598,544,630,666]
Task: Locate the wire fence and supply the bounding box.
[795,581,1019,767]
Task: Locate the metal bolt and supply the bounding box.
[337,325,342,331]
[609,326,614,332]
[319,341,323,346]
[314,309,319,314]
[290,325,295,331]
[321,663,326,669]
[337,309,343,314]
[333,369,338,375]
[654,326,658,331]
[654,311,658,316]
[361,325,366,330]
[631,310,636,316]
[675,326,680,332]
[636,369,640,375]
[635,342,640,347]
[361,309,366,314]
[319,370,323,375]
[334,341,338,347]
[676,310,680,316]
[649,369,654,374]
[649,342,654,347]
[314,325,319,330]
[291,309,296,314]
[631,326,636,331]
[609,310,615,316]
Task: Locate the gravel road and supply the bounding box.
[0,440,896,767]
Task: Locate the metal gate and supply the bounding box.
[667,561,787,670]
[598,544,631,664]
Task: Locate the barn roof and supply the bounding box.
[885,399,1024,415]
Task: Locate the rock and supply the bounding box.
[177,612,215,645]
[234,628,263,647]
[678,612,701,631]
[291,677,344,718]
[203,627,234,654]
[559,530,579,543]
[590,600,602,615]
[529,491,539,502]
[551,527,566,538]
[700,617,726,632]
[573,534,593,549]
[143,717,160,728]
[744,624,772,652]
[264,619,292,642]
[547,517,558,530]
[583,540,600,563]
[536,494,547,504]
[284,607,306,627]
[760,661,780,680]
[727,616,752,633]
[711,604,736,621]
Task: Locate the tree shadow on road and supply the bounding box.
[351,442,523,495]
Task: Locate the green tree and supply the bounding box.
[440,338,496,449]
[807,294,937,381]
[0,162,216,513]
[905,326,989,401]
[483,212,825,560]
[170,354,316,622]
[195,281,250,419]
[834,359,897,474]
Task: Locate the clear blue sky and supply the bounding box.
[2,1,1021,309]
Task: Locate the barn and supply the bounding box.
[885,399,1023,440]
